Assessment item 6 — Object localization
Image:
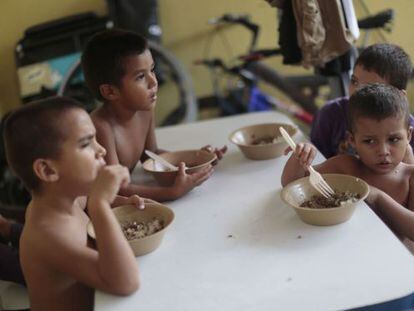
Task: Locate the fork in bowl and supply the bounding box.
[279,127,335,198]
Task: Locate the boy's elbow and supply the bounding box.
[103,268,140,296]
[110,277,140,296]
[119,278,140,296]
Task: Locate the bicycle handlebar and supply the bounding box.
[357,9,394,30]
[209,8,394,55]
[208,13,257,31]
[208,13,259,52]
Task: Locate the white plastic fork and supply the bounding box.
[145,150,178,171]
[279,127,335,198]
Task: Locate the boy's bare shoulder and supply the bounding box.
[23,214,67,258]
[91,108,110,126]
[23,206,89,261]
[318,154,360,175]
[328,154,359,167]
[90,108,114,136]
[403,163,414,177]
[330,153,357,161]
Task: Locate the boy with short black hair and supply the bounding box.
[4,97,141,310]
[82,29,226,202]
[311,43,414,162]
[283,83,414,241]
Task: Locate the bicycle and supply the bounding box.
[15,11,197,127]
[0,3,198,214]
[198,8,396,117]
[194,57,314,135]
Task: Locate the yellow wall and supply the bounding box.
[0,0,413,117]
[0,0,106,115]
[158,0,414,115]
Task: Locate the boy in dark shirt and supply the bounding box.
[310,43,414,162]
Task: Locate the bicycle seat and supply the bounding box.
[357,9,394,30]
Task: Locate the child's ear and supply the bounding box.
[408,126,413,142]
[346,130,356,148]
[33,159,59,183]
[99,84,120,101]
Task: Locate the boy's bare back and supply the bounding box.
[21,199,94,310]
[4,100,141,310]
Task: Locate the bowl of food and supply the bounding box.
[87,202,174,256]
[229,123,298,160]
[142,149,217,186]
[280,174,369,226]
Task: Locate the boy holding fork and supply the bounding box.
[282,83,414,241]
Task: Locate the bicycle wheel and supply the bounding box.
[57,58,97,112]
[148,40,198,126]
[58,40,198,126]
[245,61,319,114]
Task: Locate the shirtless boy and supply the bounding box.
[3,97,141,310]
[310,43,414,163]
[282,84,414,240]
[82,29,226,202]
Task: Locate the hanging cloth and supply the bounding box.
[291,0,359,68]
[278,0,302,65]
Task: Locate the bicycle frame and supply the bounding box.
[207,7,396,115]
[194,58,313,126]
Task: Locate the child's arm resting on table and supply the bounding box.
[95,116,213,201]
[366,181,414,241]
[119,162,214,201]
[40,165,139,295]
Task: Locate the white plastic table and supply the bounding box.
[95,111,414,311]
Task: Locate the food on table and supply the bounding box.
[121,218,164,240]
[155,162,194,172]
[161,167,175,172]
[251,135,280,145]
[300,191,360,209]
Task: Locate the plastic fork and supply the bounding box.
[279,127,335,198]
[145,150,178,171]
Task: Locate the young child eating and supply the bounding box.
[3,97,142,310]
[282,83,414,241]
[81,29,226,202]
[310,43,414,163]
